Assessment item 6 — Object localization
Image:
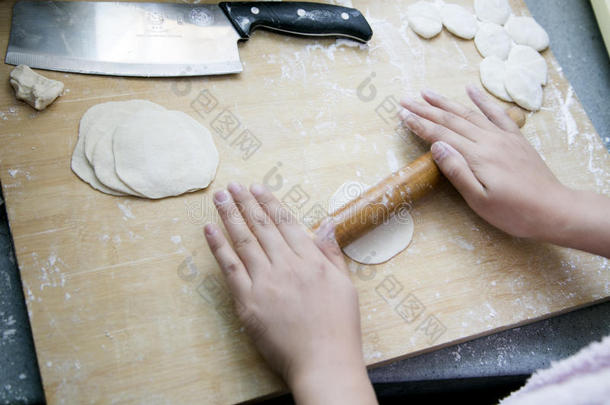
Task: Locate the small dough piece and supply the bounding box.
[474,0,511,25]
[83,100,165,163]
[329,181,414,265]
[505,15,549,51]
[506,44,548,85]
[9,65,63,111]
[113,110,219,199]
[440,3,478,39]
[71,131,126,196]
[480,56,512,102]
[91,132,144,196]
[474,22,512,60]
[407,1,442,39]
[504,67,543,111]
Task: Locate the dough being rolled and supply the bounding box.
[329,181,414,265]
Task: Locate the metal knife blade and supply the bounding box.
[6,1,243,77]
[6,1,373,77]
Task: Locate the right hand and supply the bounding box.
[399,85,571,241]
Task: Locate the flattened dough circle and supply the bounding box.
[329,181,414,265]
[83,100,165,163]
[91,132,144,196]
[113,110,219,199]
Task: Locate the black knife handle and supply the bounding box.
[219,2,373,42]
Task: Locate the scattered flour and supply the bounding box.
[117,202,135,220]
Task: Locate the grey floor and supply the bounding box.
[1,1,609,404]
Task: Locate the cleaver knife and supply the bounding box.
[6,0,373,77]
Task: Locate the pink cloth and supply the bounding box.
[501,335,610,405]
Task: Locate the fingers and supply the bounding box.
[399,110,472,155]
[227,182,290,263]
[213,189,269,277]
[313,218,348,272]
[204,223,252,299]
[430,141,487,204]
[250,183,319,257]
[401,96,484,142]
[466,85,521,133]
[420,89,498,132]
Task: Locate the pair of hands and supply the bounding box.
[204,86,609,403]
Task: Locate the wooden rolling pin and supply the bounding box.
[316,106,526,247]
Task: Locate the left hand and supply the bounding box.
[204,183,378,405]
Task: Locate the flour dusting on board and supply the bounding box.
[449,236,475,251]
[386,149,399,172]
[117,202,135,220]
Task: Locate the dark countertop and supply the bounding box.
[1,1,609,403]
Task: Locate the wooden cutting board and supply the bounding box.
[1,0,609,403]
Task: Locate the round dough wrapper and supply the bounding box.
[407,1,442,39]
[480,56,512,102]
[113,110,219,199]
[505,15,549,51]
[506,44,547,86]
[71,131,126,196]
[441,4,478,39]
[82,100,165,163]
[329,181,414,265]
[505,67,543,111]
[474,0,511,25]
[91,131,144,196]
[474,22,512,60]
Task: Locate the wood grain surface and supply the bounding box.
[0,1,609,403]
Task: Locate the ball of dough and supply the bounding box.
[407,1,442,39]
[504,67,543,111]
[113,110,219,199]
[479,56,512,102]
[474,0,511,25]
[474,22,512,60]
[506,44,548,85]
[9,65,64,111]
[505,15,549,51]
[441,3,478,39]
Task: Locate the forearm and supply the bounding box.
[543,187,610,258]
[290,362,378,405]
